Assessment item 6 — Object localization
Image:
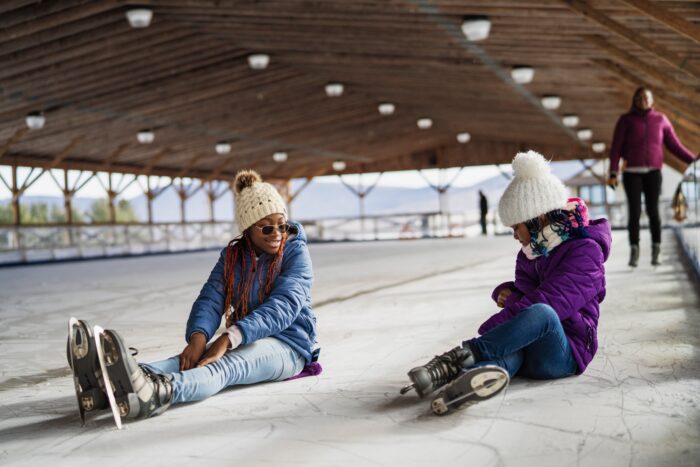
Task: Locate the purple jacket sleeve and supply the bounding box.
[662,115,696,165]
[609,115,627,175]
[478,241,604,334]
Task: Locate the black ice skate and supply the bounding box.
[431,365,509,416]
[98,328,173,423]
[401,346,473,398]
[67,317,109,424]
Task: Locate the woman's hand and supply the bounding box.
[196,334,231,368]
[607,175,618,189]
[497,288,513,308]
[179,332,207,371]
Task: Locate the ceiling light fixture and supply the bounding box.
[332,160,346,171]
[215,142,231,155]
[325,83,344,97]
[126,8,153,28]
[247,53,270,70]
[577,128,593,141]
[461,15,491,41]
[272,151,288,163]
[541,95,562,110]
[25,111,45,130]
[457,132,471,144]
[592,142,606,153]
[562,114,580,127]
[510,65,534,84]
[417,118,433,130]
[137,129,155,144]
[378,103,395,115]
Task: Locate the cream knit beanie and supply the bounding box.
[233,170,287,232]
[498,150,569,226]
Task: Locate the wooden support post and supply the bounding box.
[339,173,383,239]
[11,165,19,226]
[107,173,116,224]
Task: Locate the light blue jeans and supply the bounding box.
[141,337,305,404]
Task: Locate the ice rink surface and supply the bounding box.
[1,231,698,467]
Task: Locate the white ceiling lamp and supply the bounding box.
[325,82,344,97]
[562,114,580,127]
[457,132,471,144]
[137,129,155,144]
[215,142,231,155]
[25,111,45,130]
[247,53,270,70]
[461,15,491,42]
[417,117,433,130]
[332,160,347,171]
[378,103,395,115]
[126,8,153,28]
[272,151,288,163]
[577,128,593,141]
[541,95,562,110]
[510,65,534,84]
[592,142,606,154]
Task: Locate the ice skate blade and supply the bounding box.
[94,325,122,430]
[68,317,86,425]
[400,383,414,395]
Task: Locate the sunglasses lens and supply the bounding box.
[279,224,290,233]
[259,224,289,235]
[261,226,274,235]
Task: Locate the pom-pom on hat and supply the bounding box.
[233,169,287,232]
[498,150,569,226]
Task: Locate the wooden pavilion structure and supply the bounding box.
[0,0,698,225]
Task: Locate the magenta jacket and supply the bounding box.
[479,219,611,374]
[609,109,696,174]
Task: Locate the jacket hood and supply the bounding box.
[586,218,612,262]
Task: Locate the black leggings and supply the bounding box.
[622,170,662,245]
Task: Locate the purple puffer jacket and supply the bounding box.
[609,109,696,175]
[479,218,612,374]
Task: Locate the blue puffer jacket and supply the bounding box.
[185,221,317,364]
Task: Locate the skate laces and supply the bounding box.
[424,347,466,387]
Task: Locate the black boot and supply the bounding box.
[67,319,109,419]
[629,244,639,267]
[407,346,474,398]
[100,330,173,419]
[651,243,661,266]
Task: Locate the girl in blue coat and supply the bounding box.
[68,170,318,421]
[403,151,610,415]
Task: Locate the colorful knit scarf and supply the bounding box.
[522,197,590,260]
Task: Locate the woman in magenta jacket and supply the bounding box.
[607,87,697,267]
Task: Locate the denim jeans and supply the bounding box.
[466,303,577,379]
[141,337,305,404]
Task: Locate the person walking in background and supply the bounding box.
[607,87,697,267]
[479,190,489,236]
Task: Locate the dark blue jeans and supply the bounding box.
[465,303,577,379]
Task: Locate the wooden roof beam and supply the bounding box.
[0,127,29,162]
[562,0,700,79]
[44,136,82,169]
[616,0,700,44]
[584,35,699,102]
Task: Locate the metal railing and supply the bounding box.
[674,162,700,279]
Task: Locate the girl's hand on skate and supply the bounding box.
[497,288,512,308]
[196,334,230,368]
[180,333,207,371]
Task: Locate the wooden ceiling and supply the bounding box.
[0,0,698,181]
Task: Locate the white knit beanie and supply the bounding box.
[498,150,569,226]
[233,170,287,232]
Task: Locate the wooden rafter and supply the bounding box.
[584,35,699,102]
[0,127,29,162]
[616,0,700,44]
[44,136,82,169]
[562,0,700,79]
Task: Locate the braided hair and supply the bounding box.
[222,229,287,328]
[525,203,588,257]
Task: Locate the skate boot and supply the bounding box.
[99,329,173,420]
[67,318,109,424]
[651,243,661,266]
[628,244,639,268]
[401,346,474,398]
[431,365,509,416]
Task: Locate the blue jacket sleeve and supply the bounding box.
[185,248,227,342]
[479,241,604,334]
[235,241,313,344]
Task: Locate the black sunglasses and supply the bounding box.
[252,223,291,235]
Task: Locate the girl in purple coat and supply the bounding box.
[402,151,611,416]
[607,87,697,267]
